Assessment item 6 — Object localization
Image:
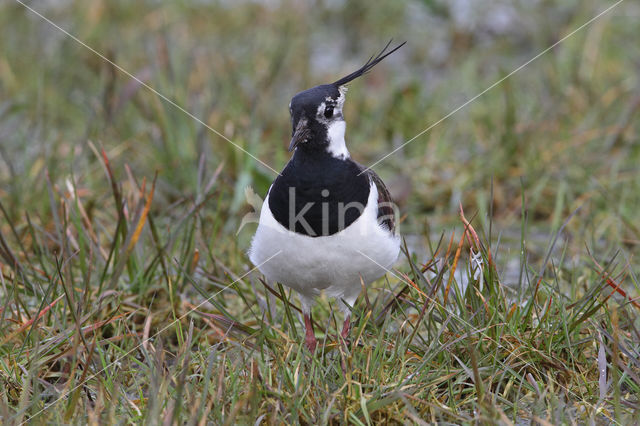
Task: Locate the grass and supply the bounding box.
[1,0,640,424]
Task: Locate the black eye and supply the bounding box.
[324,106,334,119]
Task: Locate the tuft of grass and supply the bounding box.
[1,0,640,424]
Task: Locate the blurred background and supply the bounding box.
[0,0,639,289]
[1,0,639,422]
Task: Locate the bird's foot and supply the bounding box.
[304,313,317,353]
[305,333,317,353]
[339,317,350,374]
[340,315,351,341]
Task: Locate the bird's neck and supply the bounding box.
[325,120,349,160]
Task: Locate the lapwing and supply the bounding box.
[249,42,404,352]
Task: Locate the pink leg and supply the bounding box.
[341,315,351,340]
[304,313,317,352]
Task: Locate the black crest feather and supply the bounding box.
[332,40,406,87]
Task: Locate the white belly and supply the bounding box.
[248,182,400,312]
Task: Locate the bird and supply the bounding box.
[249,41,404,352]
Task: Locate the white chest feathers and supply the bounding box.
[248,181,400,313]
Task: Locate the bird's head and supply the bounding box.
[287,41,405,159]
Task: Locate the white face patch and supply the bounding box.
[316,87,349,159]
[316,101,328,122]
[306,86,350,159]
[337,85,348,105]
[326,120,349,159]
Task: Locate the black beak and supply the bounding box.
[288,119,309,152]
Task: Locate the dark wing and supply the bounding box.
[360,165,396,234]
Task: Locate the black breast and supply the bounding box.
[268,151,370,237]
